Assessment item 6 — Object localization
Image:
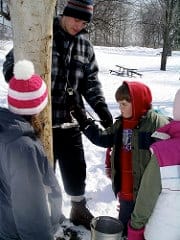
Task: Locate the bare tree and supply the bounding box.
[55,0,66,16]
[0,0,10,20]
[160,0,179,70]
[173,0,180,49]
[0,0,12,39]
[137,0,179,70]
[8,0,56,165]
[138,2,163,47]
[89,0,133,46]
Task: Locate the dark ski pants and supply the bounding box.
[118,199,135,236]
[53,126,86,196]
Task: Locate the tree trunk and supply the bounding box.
[8,0,56,166]
[160,25,169,71]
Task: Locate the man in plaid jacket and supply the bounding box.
[3,0,113,230]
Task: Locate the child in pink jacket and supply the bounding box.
[128,89,180,240]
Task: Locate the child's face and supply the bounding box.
[118,100,132,118]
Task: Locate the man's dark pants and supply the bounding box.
[53,126,86,196]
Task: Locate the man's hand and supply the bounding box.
[71,105,92,130]
[94,102,113,128]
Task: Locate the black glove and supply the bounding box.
[71,105,93,130]
[95,102,113,128]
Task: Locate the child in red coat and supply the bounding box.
[71,81,169,237]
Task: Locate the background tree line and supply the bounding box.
[55,0,180,50]
[1,0,180,70]
[1,0,180,49]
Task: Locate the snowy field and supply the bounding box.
[0,41,180,239]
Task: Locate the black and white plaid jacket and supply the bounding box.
[3,17,108,126]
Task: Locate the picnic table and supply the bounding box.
[109,65,142,77]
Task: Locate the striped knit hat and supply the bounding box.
[8,60,48,116]
[63,0,93,22]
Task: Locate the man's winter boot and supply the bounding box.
[70,198,94,230]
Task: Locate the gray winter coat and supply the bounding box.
[0,108,64,240]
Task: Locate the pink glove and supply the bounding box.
[128,222,145,240]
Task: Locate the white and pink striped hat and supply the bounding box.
[8,60,48,115]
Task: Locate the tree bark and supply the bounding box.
[8,0,56,165]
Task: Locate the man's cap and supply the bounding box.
[63,0,93,22]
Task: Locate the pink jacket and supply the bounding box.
[151,121,180,167]
[145,120,180,240]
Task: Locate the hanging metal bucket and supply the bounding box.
[90,216,124,240]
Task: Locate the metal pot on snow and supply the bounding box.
[90,216,123,240]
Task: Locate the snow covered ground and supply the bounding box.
[0,41,180,239]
